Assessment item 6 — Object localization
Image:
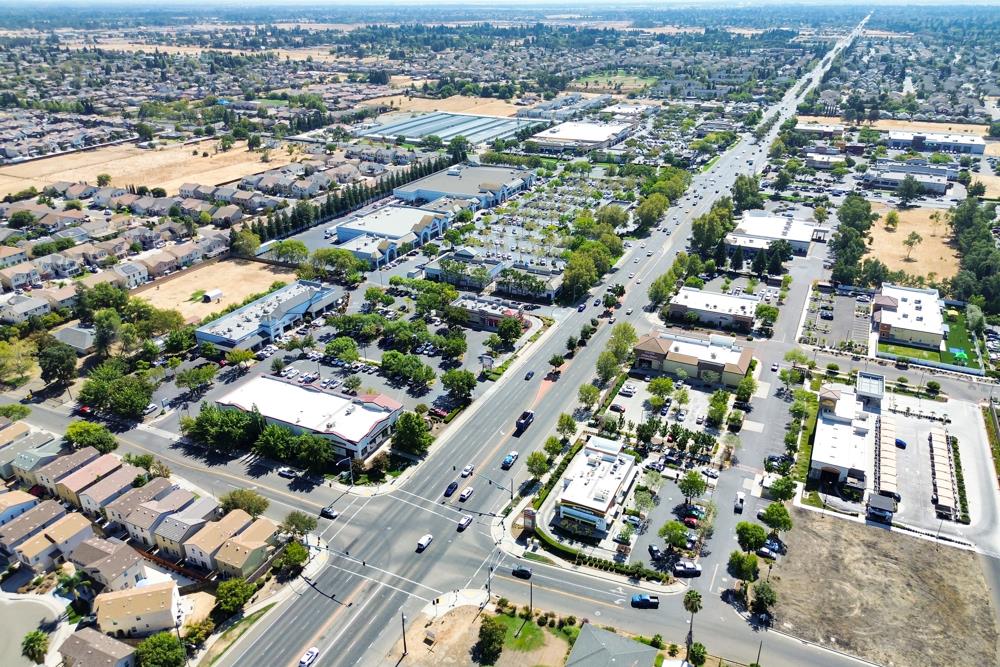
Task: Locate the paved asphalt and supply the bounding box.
[13,14,997,667]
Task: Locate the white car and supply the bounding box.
[417,534,434,551]
[461,464,474,477]
[626,308,633,315]
[299,647,319,667]
[459,487,474,502]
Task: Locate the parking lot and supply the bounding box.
[607,378,714,431]
[799,288,871,350]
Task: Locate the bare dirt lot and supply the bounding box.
[0,140,294,197]
[867,204,960,279]
[974,170,1000,197]
[132,259,297,323]
[772,508,998,667]
[360,94,528,117]
[798,115,990,137]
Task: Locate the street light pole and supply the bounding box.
[337,456,354,486]
[401,612,408,657]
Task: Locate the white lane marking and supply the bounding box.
[319,560,435,601]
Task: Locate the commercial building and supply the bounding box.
[450,295,525,331]
[424,247,505,290]
[724,211,825,256]
[516,93,612,120]
[795,121,845,139]
[871,158,960,181]
[195,280,339,351]
[887,131,985,155]
[530,120,633,153]
[338,234,395,268]
[633,331,753,387]
[872,284,946,350]
[394,164,534,209]
[94,580,183,638]
[335,205,450,250]
[359,111,536,146]
[861,169,948,195]
[667,287,760,331]
[215,375,402,460]
[556,436,637,537]
[809,384,873,486]
[804,153,845,170]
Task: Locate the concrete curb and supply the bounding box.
[768,626,886,667]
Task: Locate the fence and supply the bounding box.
[874,349,985,377]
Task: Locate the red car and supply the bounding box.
[683,516,699,528]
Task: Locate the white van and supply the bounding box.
[417,534,434,551]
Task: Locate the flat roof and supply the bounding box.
[532,121,632,146]
[727,211,818,248]
[338,206,440,241]
[360,111,536,145]
[877,283,945,336]
[670,286,760,316]
[558,437,634,516]
[813,386,873,473]
[888,130,985,146]
[796,121,845,132]
[636,331,750,369]
[396,164,530,199]
[856,372,885,399]
[216,375,401,445]
[870,170,947,185]
[196,280,336,344]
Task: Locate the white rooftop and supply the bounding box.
[878,284,945,336]
[198,281,333,341]
[670,286,760,315]
[339,234,386,256]
[216,376,401,445]
[888,131,985,147]
[558,437,634,516]
[726,211,818,249]
[658,332,747,367]
[339,206,440,241]
[796,121,845,132]
[532,121,631,146]
[813,386,874,474]
[601,103,654,116]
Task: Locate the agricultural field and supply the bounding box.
[867,204,959,279]
[360,94,527,117]
[0,139,294,197]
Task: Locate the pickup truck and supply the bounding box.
[515,410,535,432]
[631,594,660,609]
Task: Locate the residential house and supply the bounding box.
[139,251,178,278]
[109,193,139,210]
[122,227,158,250]
[54,226,90,244]
[0,261,41,290]
[153,498,220,560]
[179,198,211,218]
[0,419,29,451]
[65,183,98,200]
[37,210,88,232]
[211,204,242,226]
[178,183,200,199]
[54,325,97,355]
[0,500,66,556]
[290,178,320,198]
[129,196,156,215]
[35,285,79,311]
[92,188,128,208]
[58,627,136,667]
[112,262,148,289]
[197,231,229,259]
[359,161,387,177]
[330,163,361,184]
[0,490,39,527]
[183,509,253,571]
[195,185,217,200]
[10,440,63,487]
[81,218,120,241]
[213,186,237,203]
[165,242,203,268]
[65,242,109,267]
[94,580,183,638]
[0,245,28,269]
[231,190,258,210]
[29,255,56,280]
[564,623,658,667]
[54,453,122,507]
[96,237,130,260]
[52,252,83,277]
[215,517,279,579]
[70,537,146,592]
[1,294,50,323]
[104,477,175,526]
[78,464,143,519]
[124,489,194,548]
[15,512,93,572]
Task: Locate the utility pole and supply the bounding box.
[401,612,408,657]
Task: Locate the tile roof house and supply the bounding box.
[215,517,279,579]
[95,580,183,638]
[0,489,39,527]
[138,251,178,277]
[36,447,101,497]
[15,511,94,572]
[55,453,122,508]
[78,464,143,519]
[71,536,146,592]
[10,440,63,486]
[0,499,67,556]
[104,477,176,526]
[124,489,194,548]
[164,241,202,267]
[183,509,253,571]
[0,245,29,269]
[58,627,136,667]
[153,498,220,560]
[0,261,41,290]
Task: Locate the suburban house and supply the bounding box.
[10,441,63,487]
[152,497,220,560]
[104,477,176,526]
[871,283,946,350]
[139,251,178,277]
[35,447,101,498]
[215,516,279,579]
[634,331,754,387]
[95,580,183,638]
[78,464,144,519]
[59,627,136,667]
[54,325,97,354]
[64,242,109,267]
[122,227,158,249]
[0,500,67,557]
[14,512,93,572]
[183,509,253,571]
[197,231,229,258]
[565,624,658,667]
[0,490,39,527]
[211,205,242,226]
[1,294,50,323]
[71,536,146,592]
[55,453,122,507]
[96,237,130,260]
[0,245,28,269]
[123,488,195,548]
[36,285,80,311]
[112,261,149,289]
[51,252,84,277]
[0,262,41,291]
[165,241,203,267]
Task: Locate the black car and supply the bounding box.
[647,544,663,560]
[444,481,459,497]
[525,371,535,381]
[512,566,532,579]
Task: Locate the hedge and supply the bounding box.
[949,435,972,524]
[981,406,1000,485]
[533,524,670,584]
[532,440,584,510]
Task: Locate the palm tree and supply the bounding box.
[21,630,48,664]
[58,571,88,606]
[683,589,703,651]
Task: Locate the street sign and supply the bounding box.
[521,508,536,531]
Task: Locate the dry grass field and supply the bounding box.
[798,115,989,136]
[132,259,297,323]
[984,140,1000,157]
[63,39,354,64]
[360,94,528,117]
[867,203,960,279]
[772,508,998,667]
[974,171,1000,197]
[0,140,294,197]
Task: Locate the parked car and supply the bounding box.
[756,546,777,560]
[673,560,702,577]
[647,544,663,560]
[734,492,745,513]
[701,467,719,479]
[609,404,626,413]
[683,517,699,529]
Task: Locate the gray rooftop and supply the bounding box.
[395,164,529,199]
[565,624,658,667]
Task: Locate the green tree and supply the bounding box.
[884,210,899,231]
[557,413,577,440]
[732,173,763,213]
[760,502,793,534]
[441,369,477,402]
[58,570,89,605]
[755,303,779,327]
[343,374,362,393]
[769,476,796,502]
[476,615,506,664]
[648,377,674,399]
[220,489,269,518]
[728,550,759,583]
[578,384,600,410]
[226,349,255,369]
[902,230,923,260]
[752,581,778,614]
[230,228,261,257]
[968,181,986,197]
[496,316,523,346]
[93,308,122,356]
[214,577,257,616]
[21,630,48,665]
[526,451,548,479]
[281,510,318,537]
[393,411,432,454]
[687,642,707,666]
[596,350,619,384]
[64,420,117,453]
[678,471,706,505]
[544,436,563,458]
[897,174,923,207]
[38,343,77,385]
[735,376,757,403]
[659,519,688,551]
[548,354,565,370]
[280,540,309,573]
[96,173,112,186]
[325,337,360,363]
[735,521,768,552]
[683,589,703,652]
[134,632,187,667]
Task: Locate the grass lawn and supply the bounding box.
[492,612,546,651]
[942,310,982,368]
[792,393,819,482]
[254,98,288,108]
[877,342,940,362]
[208,603,276,666]
[574,69,657,88]
[700,155,722,172]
